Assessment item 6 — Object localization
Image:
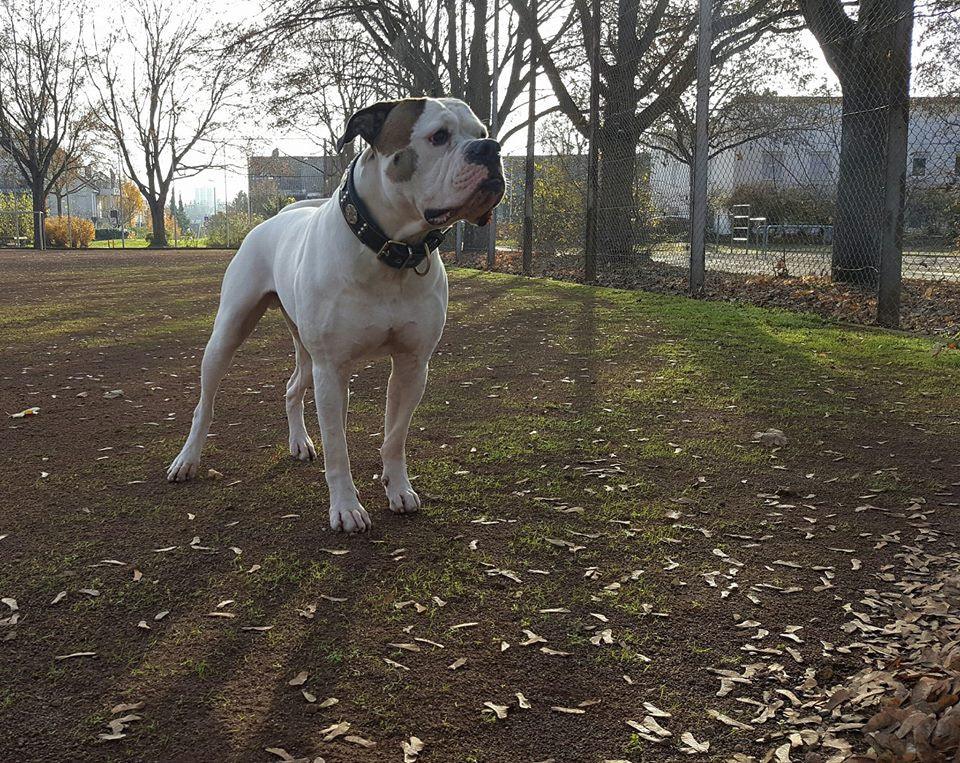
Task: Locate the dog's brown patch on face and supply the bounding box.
[386,148,418,183]
[375,99,426,155]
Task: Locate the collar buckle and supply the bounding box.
[377,239,413,262]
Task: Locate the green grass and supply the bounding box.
[87,238,213,249]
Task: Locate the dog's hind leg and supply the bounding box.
[281,312,316,462]
[166,286,275,483]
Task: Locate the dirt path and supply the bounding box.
[1,249,959,762]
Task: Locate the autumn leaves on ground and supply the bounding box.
[1,249,959,763]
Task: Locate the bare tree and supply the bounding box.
[258,22,396,162]
[90,0,241,247]
[644,35,817,165]
[509,0,799,259]
[0,0,90,247]
[237,0,574,139]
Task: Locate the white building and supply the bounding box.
[648,96,960,231]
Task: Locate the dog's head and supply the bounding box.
[336,97,505,228]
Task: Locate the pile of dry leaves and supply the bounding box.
[804,542,960,762]
[716,502,960,763]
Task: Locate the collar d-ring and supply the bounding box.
[413,253,432,277]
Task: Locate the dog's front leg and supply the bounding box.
[312,361,371,533]
[381,353,430,514]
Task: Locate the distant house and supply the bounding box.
[55,167,117,221]
[0,146,28,195]
[0,142,116,221]
[247,149,346,211]
[647,95,960,231]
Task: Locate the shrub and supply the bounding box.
[903,187,959,237]
[95,228,127,240]
[531,160,585,253]
[205,211,263,248]
[44,216,95,248]
[723,183,836,225]
[0,192,33,243]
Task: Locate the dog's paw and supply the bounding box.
[289,432,317,462]
[329,498,372,533]
[166,448,201,483]
[383,475,421,515]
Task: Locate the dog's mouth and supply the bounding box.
[424,177,505,228]
[424,207,456,226]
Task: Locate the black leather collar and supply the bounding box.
[338,156,447,271]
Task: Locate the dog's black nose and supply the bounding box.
[464,138,501,165]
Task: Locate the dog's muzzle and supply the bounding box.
[464,138,502,169]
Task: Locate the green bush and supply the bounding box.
[0,192,34,244]
[501,158,645,254]
[95,228,126,240]
[903,187,959,237]
[530,160,585,253]
[723,183,835,225]
[205,211,263,248]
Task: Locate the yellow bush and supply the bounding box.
[44,216,95,248]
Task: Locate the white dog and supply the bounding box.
[166,97,504,532]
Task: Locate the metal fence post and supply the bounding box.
[520,0,537,277]
[689,0,712,295]
[487,0,499,270]
[583,0,600,283]
[877,0,914,329]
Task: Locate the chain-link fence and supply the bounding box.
[440,0,959,336]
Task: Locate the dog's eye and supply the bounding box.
[430,129,450,146]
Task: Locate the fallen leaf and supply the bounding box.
[402,735,424,762]
[288,670,309,686]
[679,731,709,753]
[483,702,509,719]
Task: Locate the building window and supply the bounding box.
[912,154,927,177]
[760,150,784,182]
[808,151,832,182]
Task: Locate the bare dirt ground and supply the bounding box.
[1,249,960,762]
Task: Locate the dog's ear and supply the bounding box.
[335,100,402,153]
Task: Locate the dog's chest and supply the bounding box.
[303,269,448,361]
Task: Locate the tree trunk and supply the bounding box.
[149,196,167,247]
[800,0,912,287]
[595,113,642,262]
[445,0,460,98]
[831,77,888,286]
[31,182,46,249]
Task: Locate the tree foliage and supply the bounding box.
[119,180,145,228]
